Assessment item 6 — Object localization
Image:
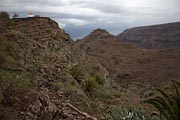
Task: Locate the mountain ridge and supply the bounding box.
[116,21,180,49]
[76,28,180,115]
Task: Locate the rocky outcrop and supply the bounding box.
[13,88,96,120]
[0,17,109,119]
[117,22,180,49]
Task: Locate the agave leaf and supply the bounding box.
[171,81,180,97]
[145,80,180,120]
[155,96,176,119]
[171,96,180,119]
[155,89,177,117]
[144,98,169,119]
[172,80,180,88]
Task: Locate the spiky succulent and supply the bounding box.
[145,80,180,120]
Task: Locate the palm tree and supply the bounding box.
[145,80,180,120]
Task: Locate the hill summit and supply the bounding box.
[83,28,114,40]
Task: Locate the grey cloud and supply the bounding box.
[5,0,65,7]
[0,0,180,40]
[74,1,129,14]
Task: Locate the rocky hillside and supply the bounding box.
[76,28,180,114]
[116,22,180,49]
[1,14,180,120]
[76,28,180,85]
[0,17,109,119]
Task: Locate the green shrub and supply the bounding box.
[45,29,52,34]
[51,81,79,93]
[70,65,84,82]
[95,74,104,86]
[0,35,19,66]
[0,69,33,105]
[85,78,96,92]
[0,11,9,20]
[92,86,117,101]
[0,11,10,26]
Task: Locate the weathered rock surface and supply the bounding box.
[0,17,109,120]
[117,22,180,49]
[13,88,96,120]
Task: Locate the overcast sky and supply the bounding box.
[0,0,180,40]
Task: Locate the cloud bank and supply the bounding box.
[0,0,180,39]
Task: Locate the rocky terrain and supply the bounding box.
[117,22,180,49]
[76,29,180,111]
[76,28,180,84]
[0,16,109,119]
[1,13,180,120]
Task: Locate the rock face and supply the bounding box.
[117,22,180,49]
[14,88,97,120]
[0,17,109,119]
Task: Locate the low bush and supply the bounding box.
[51,81,79,93]
[95,74,104,86]
[85,78,96,93]
[45,29,52,34]
[0,69,33,105]
[70,65,84,83]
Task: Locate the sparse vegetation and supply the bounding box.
[70,65,84,83]
[0,69,33,105]
[95,74,104,85]
[45,29,52,34]
[85,78,96,93]
[51,81,79,93]
[0,11,10,27]
[0,11,180,120]
[0,11,10,21]
[100,108,157,120]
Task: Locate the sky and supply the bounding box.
[0,0,180,40]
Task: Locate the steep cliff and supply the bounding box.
[117,22,180,49]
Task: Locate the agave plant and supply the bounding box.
[144,80,180,120]
[99,108,155,120]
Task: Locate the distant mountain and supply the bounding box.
[76,28,180,84]
[116,22,180,49]
[76,28,180,108]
